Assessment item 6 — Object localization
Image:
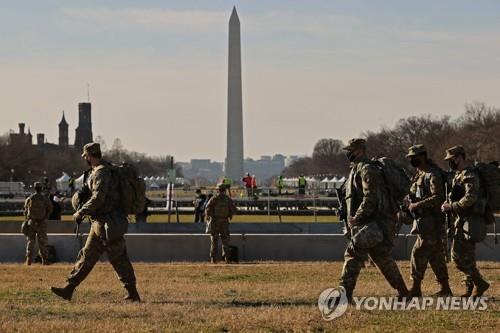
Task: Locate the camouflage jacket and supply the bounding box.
[346,156,389,223]
[450,166,486,222]
[409,165,445,215]
[78,161,121,218]
[24,193,53,221]
[205,193,237,223]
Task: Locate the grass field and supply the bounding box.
[0,214,340,223]
[0,262,498,332]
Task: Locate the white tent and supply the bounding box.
[74,174,85,190]
[320,177,330,190]
[306,177,320,189]
[327,178,337,190]
[55,172,71,192]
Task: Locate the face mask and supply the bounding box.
[448,159,458,171]
[346,150,356,162]
[410,158,421,168]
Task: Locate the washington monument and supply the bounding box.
[225,7,244,181]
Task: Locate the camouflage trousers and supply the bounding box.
[340,241,406,294]
[451,230,485,285]
[25,219,49,261]
[210,221,230,259]
[67,222,136,288]
[410,236,449,283]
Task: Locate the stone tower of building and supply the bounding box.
[225,7,244,182]
[74,102,93,149]
[58,111,69,147]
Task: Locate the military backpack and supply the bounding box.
[371,157,411,206]
[210,195,232,219]
[111,163,146,215]
[27,194,48,220]
[474,162,500,220]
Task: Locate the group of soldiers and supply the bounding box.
[22,142,237,302]
[339,138,491,301]
[21,138,493,303]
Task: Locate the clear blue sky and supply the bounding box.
[1,1,500,160]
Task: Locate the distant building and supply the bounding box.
[58,111,69,147]
[36,133,45,146]
[285,155,300,167]
[181,159,224,184]
[8,101,94,150]
[74,102,93,149]
[9,123,32,146]
[244,154,286,183]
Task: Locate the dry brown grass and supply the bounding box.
[0,262,498,332]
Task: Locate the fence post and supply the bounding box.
[267,188,271,222]
[313,186,317,223]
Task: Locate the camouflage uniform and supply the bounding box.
[407,161,449,287]
[66,160,136,289]
[449,167,487,291]
[24,191,52,264]
[444,145,490,297]
[205,191,237,261]
[339,139,408,298]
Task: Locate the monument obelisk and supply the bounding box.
[225,6,244,182]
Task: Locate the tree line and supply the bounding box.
[0,136,181,188]
[284,102,500,177]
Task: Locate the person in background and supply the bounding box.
[251,175,257,197]
[277,175,284,195]
[68,176,75,195]
[205,184,237,263]
[222,177,232,195]
[193,190,207,223]
[49,192,62,220]
[298,175,307,195]
[23,182,53,265]
[242,173,253,197]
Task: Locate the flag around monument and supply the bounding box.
[225,6,244,182]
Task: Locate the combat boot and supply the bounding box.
[25,256,32,266]
[472,277,490,298]
[460,281,474,298]
[433,281,453,297]
[396,285,410,301]
[51,284,76,301]
[124,285,141,302]
[41,258,52,266]
[409,280,422,298]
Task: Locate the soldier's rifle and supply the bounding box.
[444,183,452,263]
[335,180,349,238]
[74,170,91,250]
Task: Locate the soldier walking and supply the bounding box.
[339,138,408,300]
[51,143,140,302]
[441,146,490,298]
[405,145,451,297]
[23,182,53,265]
[205,184,237,263]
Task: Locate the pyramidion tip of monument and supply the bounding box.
[230,6,239,21]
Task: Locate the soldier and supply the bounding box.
[405,145,451,297]
[339,138,408,300]
[51,142,140,302]
[441,145,490,298]
[205,183,237,263]
[23,182,53,265]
